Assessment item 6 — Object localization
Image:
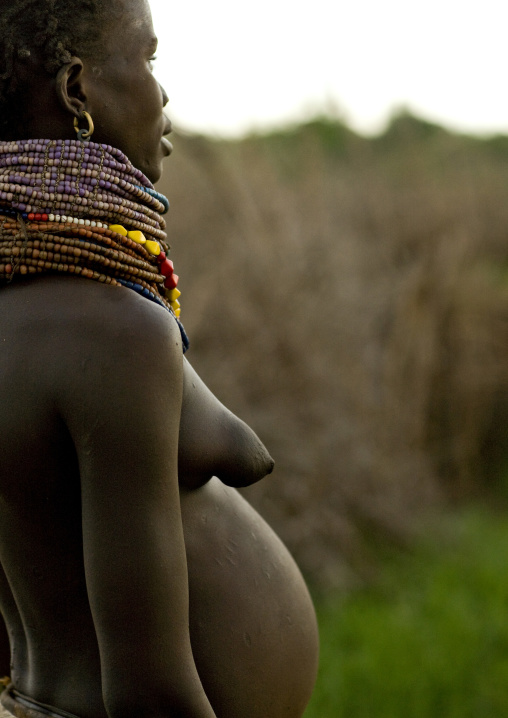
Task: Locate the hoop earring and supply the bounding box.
[73,111,94,142]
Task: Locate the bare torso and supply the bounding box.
[0,277,318,718]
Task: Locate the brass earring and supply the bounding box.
[73,111,94,142]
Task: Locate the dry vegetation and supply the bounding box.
[158,113,508,587]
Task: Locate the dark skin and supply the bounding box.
[0,1,319,716]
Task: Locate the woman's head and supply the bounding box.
[0,0,171,182]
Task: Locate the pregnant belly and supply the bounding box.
[180,478,319,718]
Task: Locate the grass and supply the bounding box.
[304,507,508,718]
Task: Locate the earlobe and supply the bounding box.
[55,57,87,119]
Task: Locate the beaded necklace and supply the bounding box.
[0,138,188,351]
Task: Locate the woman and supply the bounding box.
[0,2,319,718]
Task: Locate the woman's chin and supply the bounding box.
[143,161,163,185]
[130,151,166,184]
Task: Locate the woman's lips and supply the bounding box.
[161,137,173,156]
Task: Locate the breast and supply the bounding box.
[180,479,319,718]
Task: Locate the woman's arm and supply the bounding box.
[0,612,10,677]
[58,301,216,718]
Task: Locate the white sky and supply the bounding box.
[150,0,508,138]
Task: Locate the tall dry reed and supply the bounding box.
[159,115,508,587]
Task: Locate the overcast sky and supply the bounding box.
[149,0,508,138]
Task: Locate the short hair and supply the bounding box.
[0,0,112,133]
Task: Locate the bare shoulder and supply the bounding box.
[34,278,185,424]
[41,277,183,361]
[1,276,183,378]
[0,276,184,435]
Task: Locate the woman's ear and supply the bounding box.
[55,57,86,118]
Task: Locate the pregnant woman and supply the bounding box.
[0,2,319,718]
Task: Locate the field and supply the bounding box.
[159,112,508,585]
[157,113,508,714]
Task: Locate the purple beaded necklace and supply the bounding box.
[0,138,189,351]
[0,138,167,238]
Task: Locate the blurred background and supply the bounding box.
[152,1,508,715]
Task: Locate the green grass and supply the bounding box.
[304,508,508,718]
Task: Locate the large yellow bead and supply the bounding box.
[171,299,181,311]
[173,308,181,317]
[109,224,128,236]
[168,288,181,301]
[144,240,161,256]
[128,230,146,244]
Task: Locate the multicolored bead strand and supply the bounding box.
[0,138,188,351]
